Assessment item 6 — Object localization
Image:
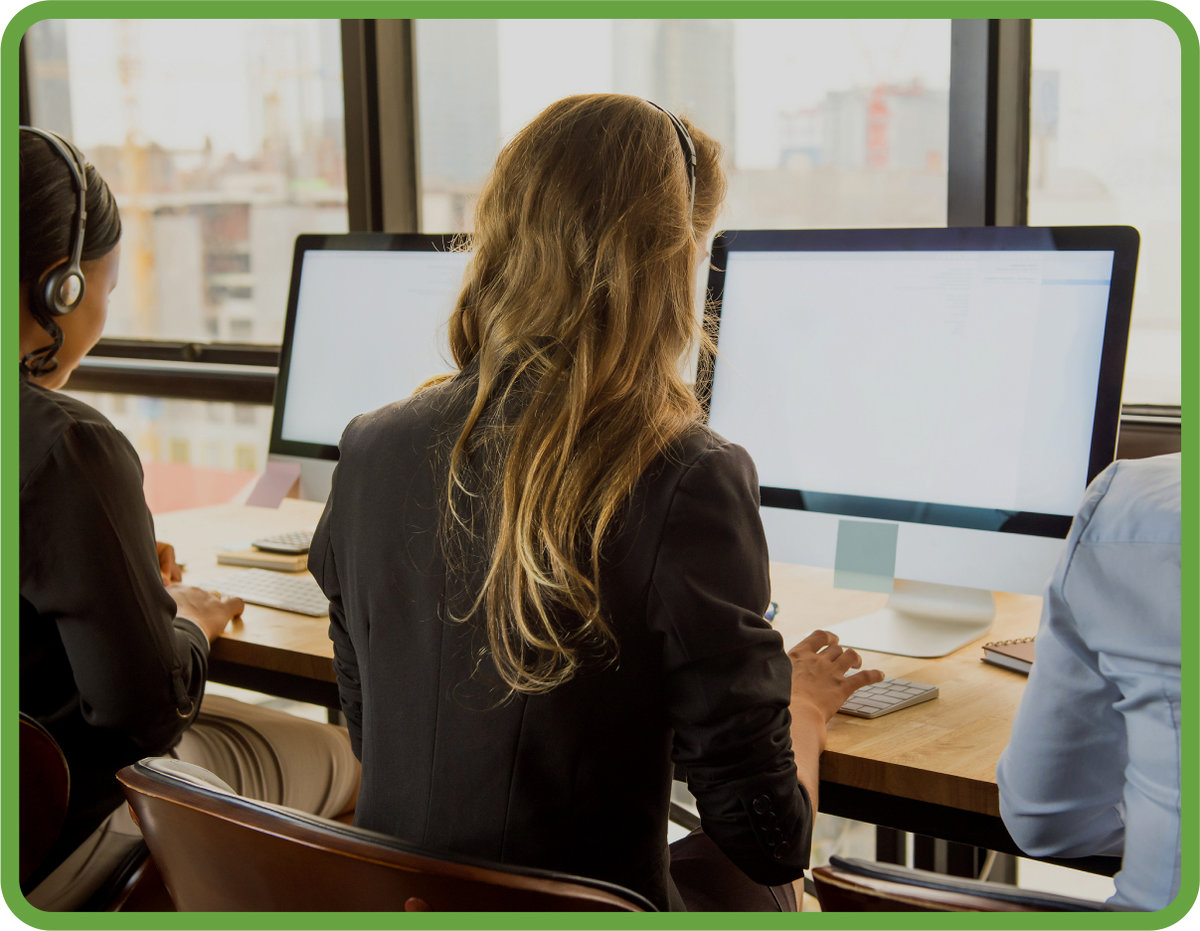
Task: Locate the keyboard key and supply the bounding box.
[251,529,314,555]
[838,678,939,719]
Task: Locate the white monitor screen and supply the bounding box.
[700,227,1136,599]
[707,248,1112,519]
[275,241,470,451]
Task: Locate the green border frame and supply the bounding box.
[1,1,1195,928]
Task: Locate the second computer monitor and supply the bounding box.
[268,233,471,500]
[700,226,1138,656]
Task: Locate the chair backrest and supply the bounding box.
[812,857,1109,912]
[19,713,70,887]
[117,758,654,912]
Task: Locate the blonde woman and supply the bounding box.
[310,94,881,911]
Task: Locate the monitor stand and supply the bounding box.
[266,453,335,503]
[826,579,995,658]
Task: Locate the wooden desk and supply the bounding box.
[156,501,1112,870]
[767,563,1048,862]
[154,499,337,708]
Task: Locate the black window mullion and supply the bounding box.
[87,338,279,368]
[68,360,277,405]
[947,19,1030,227]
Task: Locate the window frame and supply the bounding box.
[16,17,1180,452]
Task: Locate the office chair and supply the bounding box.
[812,856,1110,912]
[118,758,656,912]
[19,713,167,910]
[19,713,70,887]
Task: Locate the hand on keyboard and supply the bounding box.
[167,584,245,643]
[787,629,886,722]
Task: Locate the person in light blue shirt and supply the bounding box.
[996,453,1181,911]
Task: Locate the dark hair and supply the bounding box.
[19,129,122,284]
[19,129,121,374]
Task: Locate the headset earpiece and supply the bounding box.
[40,262,86,316]
[21,126,89,317]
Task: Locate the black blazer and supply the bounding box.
[310,372,812,910]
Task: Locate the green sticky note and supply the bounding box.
[833,519,898,593]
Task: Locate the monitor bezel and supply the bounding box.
[268,232,463,463]
[697,225,1139,536]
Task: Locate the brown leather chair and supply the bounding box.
[812,856,1111,912]
[20,714,167,910]
[118,758,655,912]
[19,713,70,888]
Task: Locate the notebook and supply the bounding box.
[981,637,1035,674]
[216,545,308,572]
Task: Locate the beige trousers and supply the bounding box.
[26,694,360,911]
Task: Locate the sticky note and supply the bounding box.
[833,519,898,593]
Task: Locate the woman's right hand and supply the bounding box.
[788,629,884,723]
[166,584,244,644]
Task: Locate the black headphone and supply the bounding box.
[647,102,697,217]
[20,126,89,317]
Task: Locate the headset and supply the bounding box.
[20,126,89,317]
[647,102,697,217]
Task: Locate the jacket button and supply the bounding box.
[752,795,772,814]
[774,840,792,859]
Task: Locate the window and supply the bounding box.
[24,19,349,344]
[19,15,1177,502]
[67,392,270,514]
[1028,19,1182,407]
[415,20,951,233]
[23,18,348,502]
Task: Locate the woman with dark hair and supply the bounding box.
[18,128,360,910]
[311,95,882,911]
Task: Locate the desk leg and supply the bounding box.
[875,827,907,865]
[874,828,1019,884]
[912,836,1017,882]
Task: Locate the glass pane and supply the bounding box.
[23,19,349,344]
[1029,20,1181,406]
[416,20,950,233]
[63,391,270,514]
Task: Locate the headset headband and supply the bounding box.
[20,125,88,315]
[647,102,697,217]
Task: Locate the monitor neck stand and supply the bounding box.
[826,579,995,658]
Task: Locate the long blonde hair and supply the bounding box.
[443,94,726,695]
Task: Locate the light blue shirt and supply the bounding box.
[996,453,1181,911]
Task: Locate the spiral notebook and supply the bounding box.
[981,637,1036,675]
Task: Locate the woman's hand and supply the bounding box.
[157,541,183,585]
[788,629,885,723]
[166,584,244,644]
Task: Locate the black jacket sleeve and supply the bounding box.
[647,438,813,885]
[19,418,207,751]
[310,462,363,758]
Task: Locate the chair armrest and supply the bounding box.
[817,856,1110,912]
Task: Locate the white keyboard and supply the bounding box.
[251,529,314,554]
[203,569,329,617]
[838,678,939,719]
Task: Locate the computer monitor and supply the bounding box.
[698,226,1138,657]
[268,233,471,501]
